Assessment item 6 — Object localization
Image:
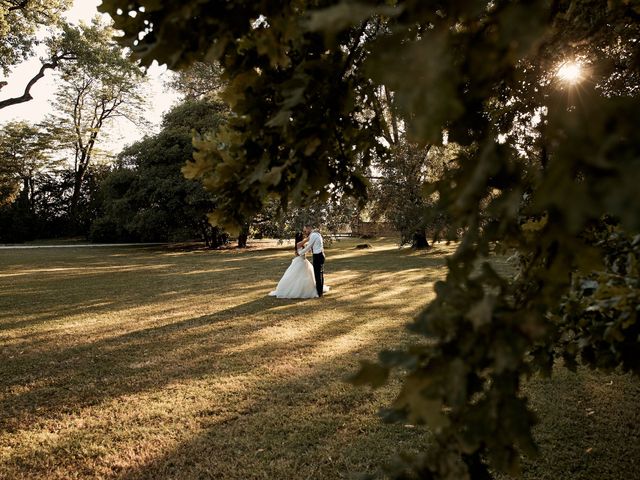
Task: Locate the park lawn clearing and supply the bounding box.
[0,238,638,479]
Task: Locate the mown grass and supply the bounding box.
[0,238,638,479]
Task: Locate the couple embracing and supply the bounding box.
[269,225,330,299]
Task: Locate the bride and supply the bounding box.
[269,232,329,299]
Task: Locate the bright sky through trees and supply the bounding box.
[0,0,178,154]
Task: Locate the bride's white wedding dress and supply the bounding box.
[269,253,329,299]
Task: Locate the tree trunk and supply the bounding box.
[202,221,212,248]
[384,87,400,144]
[69,166,85,221]
[69,142,92,224]
[237,232,248,248]
[0,58,62,110]
[19,177,31,210]
[412,230,430,249]
[237,223,249,248]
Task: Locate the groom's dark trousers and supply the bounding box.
[312,252,325,297]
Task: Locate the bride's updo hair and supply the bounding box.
[294,231,303,250]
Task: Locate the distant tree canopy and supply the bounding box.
[91,99,229,246]
[0,118,110,242]
[0,121,58,240]
[169,60,226,101]
[100,1,639,479]
[252,194,359,240]
[0,121,53,207]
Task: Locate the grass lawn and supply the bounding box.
[0,238,638,479]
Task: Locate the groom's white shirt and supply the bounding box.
[299,231,324,255]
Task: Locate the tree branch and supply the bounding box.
[371,85,393,145]
[7,0,30,12]
[0,50,76,110]
[0,58,57,110]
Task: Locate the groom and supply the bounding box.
[297,225,325,297]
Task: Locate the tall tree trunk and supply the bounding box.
[69,157,88,223]
[202,220,212,248]
[19,177,31,210]
[384,87,400,144]
[69,125,99,224]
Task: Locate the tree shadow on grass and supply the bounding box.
[109,353,428,480]
[1,298,430,479]
[0,267,433,426]
[0,244,444,333]
[0,243,445,478]
[3,244,637,479]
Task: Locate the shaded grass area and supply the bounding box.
[0,239,638,479]
[512,367,640,480]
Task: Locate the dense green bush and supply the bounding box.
[91,99,230,246]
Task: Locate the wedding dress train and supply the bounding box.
[268,255,329,299]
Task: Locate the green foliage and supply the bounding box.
[100,0,383,234]
[100,0,640,478]
[0,0,71,74]
[169,61,226,101]
[0,4,119,110]
[0,121,62,241]
[45,18,147,226]
[0,121,52,207]
[558,222,640,374]
[371,142,455,248]
[92,99,229,245]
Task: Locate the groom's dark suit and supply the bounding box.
[312,251,325,297]
[300,230,325,297]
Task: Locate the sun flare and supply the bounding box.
[557,61,583,84]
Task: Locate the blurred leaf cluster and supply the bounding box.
[99,0,640,478]
[558,222,640,375]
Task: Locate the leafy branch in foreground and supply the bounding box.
[99,0,640,478]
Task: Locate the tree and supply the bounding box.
[370,142,456,248]
[46,19,146,226]
[0,121,56,209]
[168,60,226,101]
[100,1,640,478]
[0,120,59,240]
[0,2,103,110]
[91,99,229,246]
[0,172,18,207]
[0,0,71,72]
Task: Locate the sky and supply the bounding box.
[0,0,180,155]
